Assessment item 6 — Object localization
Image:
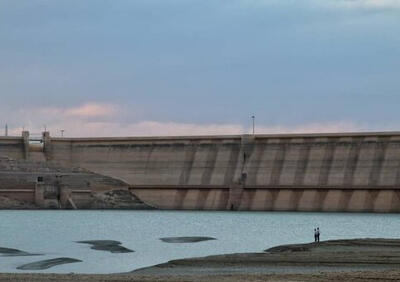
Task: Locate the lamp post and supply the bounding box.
[251,115,255,135]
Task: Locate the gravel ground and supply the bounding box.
[0,271,399,282]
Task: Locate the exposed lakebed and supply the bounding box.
[17,258,82,270]
[134,239,400,275]
[1,210,400,273]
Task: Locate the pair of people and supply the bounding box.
[314,227,320,242]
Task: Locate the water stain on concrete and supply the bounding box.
[77,240,134,253]
[0,247,41,257]
[17,258,82,270]
[160,237,216,243]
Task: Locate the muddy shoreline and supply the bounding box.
[0,271,399,282]
[133,238,400,276]
[1,239,400,281]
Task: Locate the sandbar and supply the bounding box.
[77,240,134,253]
[0,247,41,257]
[17,257,82,270]
[160,236,216,243]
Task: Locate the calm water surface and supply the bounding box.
[0,210,399,273]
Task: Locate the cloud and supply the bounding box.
[0,102,383,137]
[13,121,244,137]
[353,0,400,8]
[254,122,364,135]
[64,103,117,118]
[7,119,368,138]
[325,0,400,9]
[35,102,118,119]
[241,0,400,9]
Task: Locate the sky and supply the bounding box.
[0,0,400,137]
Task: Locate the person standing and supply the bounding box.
[314,228,317,242]
[316,227,320,242]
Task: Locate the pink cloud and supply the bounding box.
[254,122,364,135]
[64,103,117,118]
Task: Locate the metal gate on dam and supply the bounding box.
[1,131,400,212]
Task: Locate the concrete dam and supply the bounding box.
[1,131,400,212]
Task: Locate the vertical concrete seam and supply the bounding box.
[339,189,354,211]
[270,139,287,186]
[394,147,400,188]
[195,189,211,210]
[247,141,267,186]
[144,145,155,179]
[200,141,220,185]
[366,190,379,212]
[43,132,52,161]
[368,137,390,187]
[178,141,197,185]
[223,142,241,185]
[244,188,257,210]
[343,137,364,187]
[318,138,338,186]
[174,189,189,209]
[292,189,305,211]
[294,138,313,187]
[317,190,329,211]
[22,131,29,160]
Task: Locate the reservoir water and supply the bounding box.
[0,210,399,274]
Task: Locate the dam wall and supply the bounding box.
[43,132,400,212]
[2,131,400,211]
[0,136,25,159]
